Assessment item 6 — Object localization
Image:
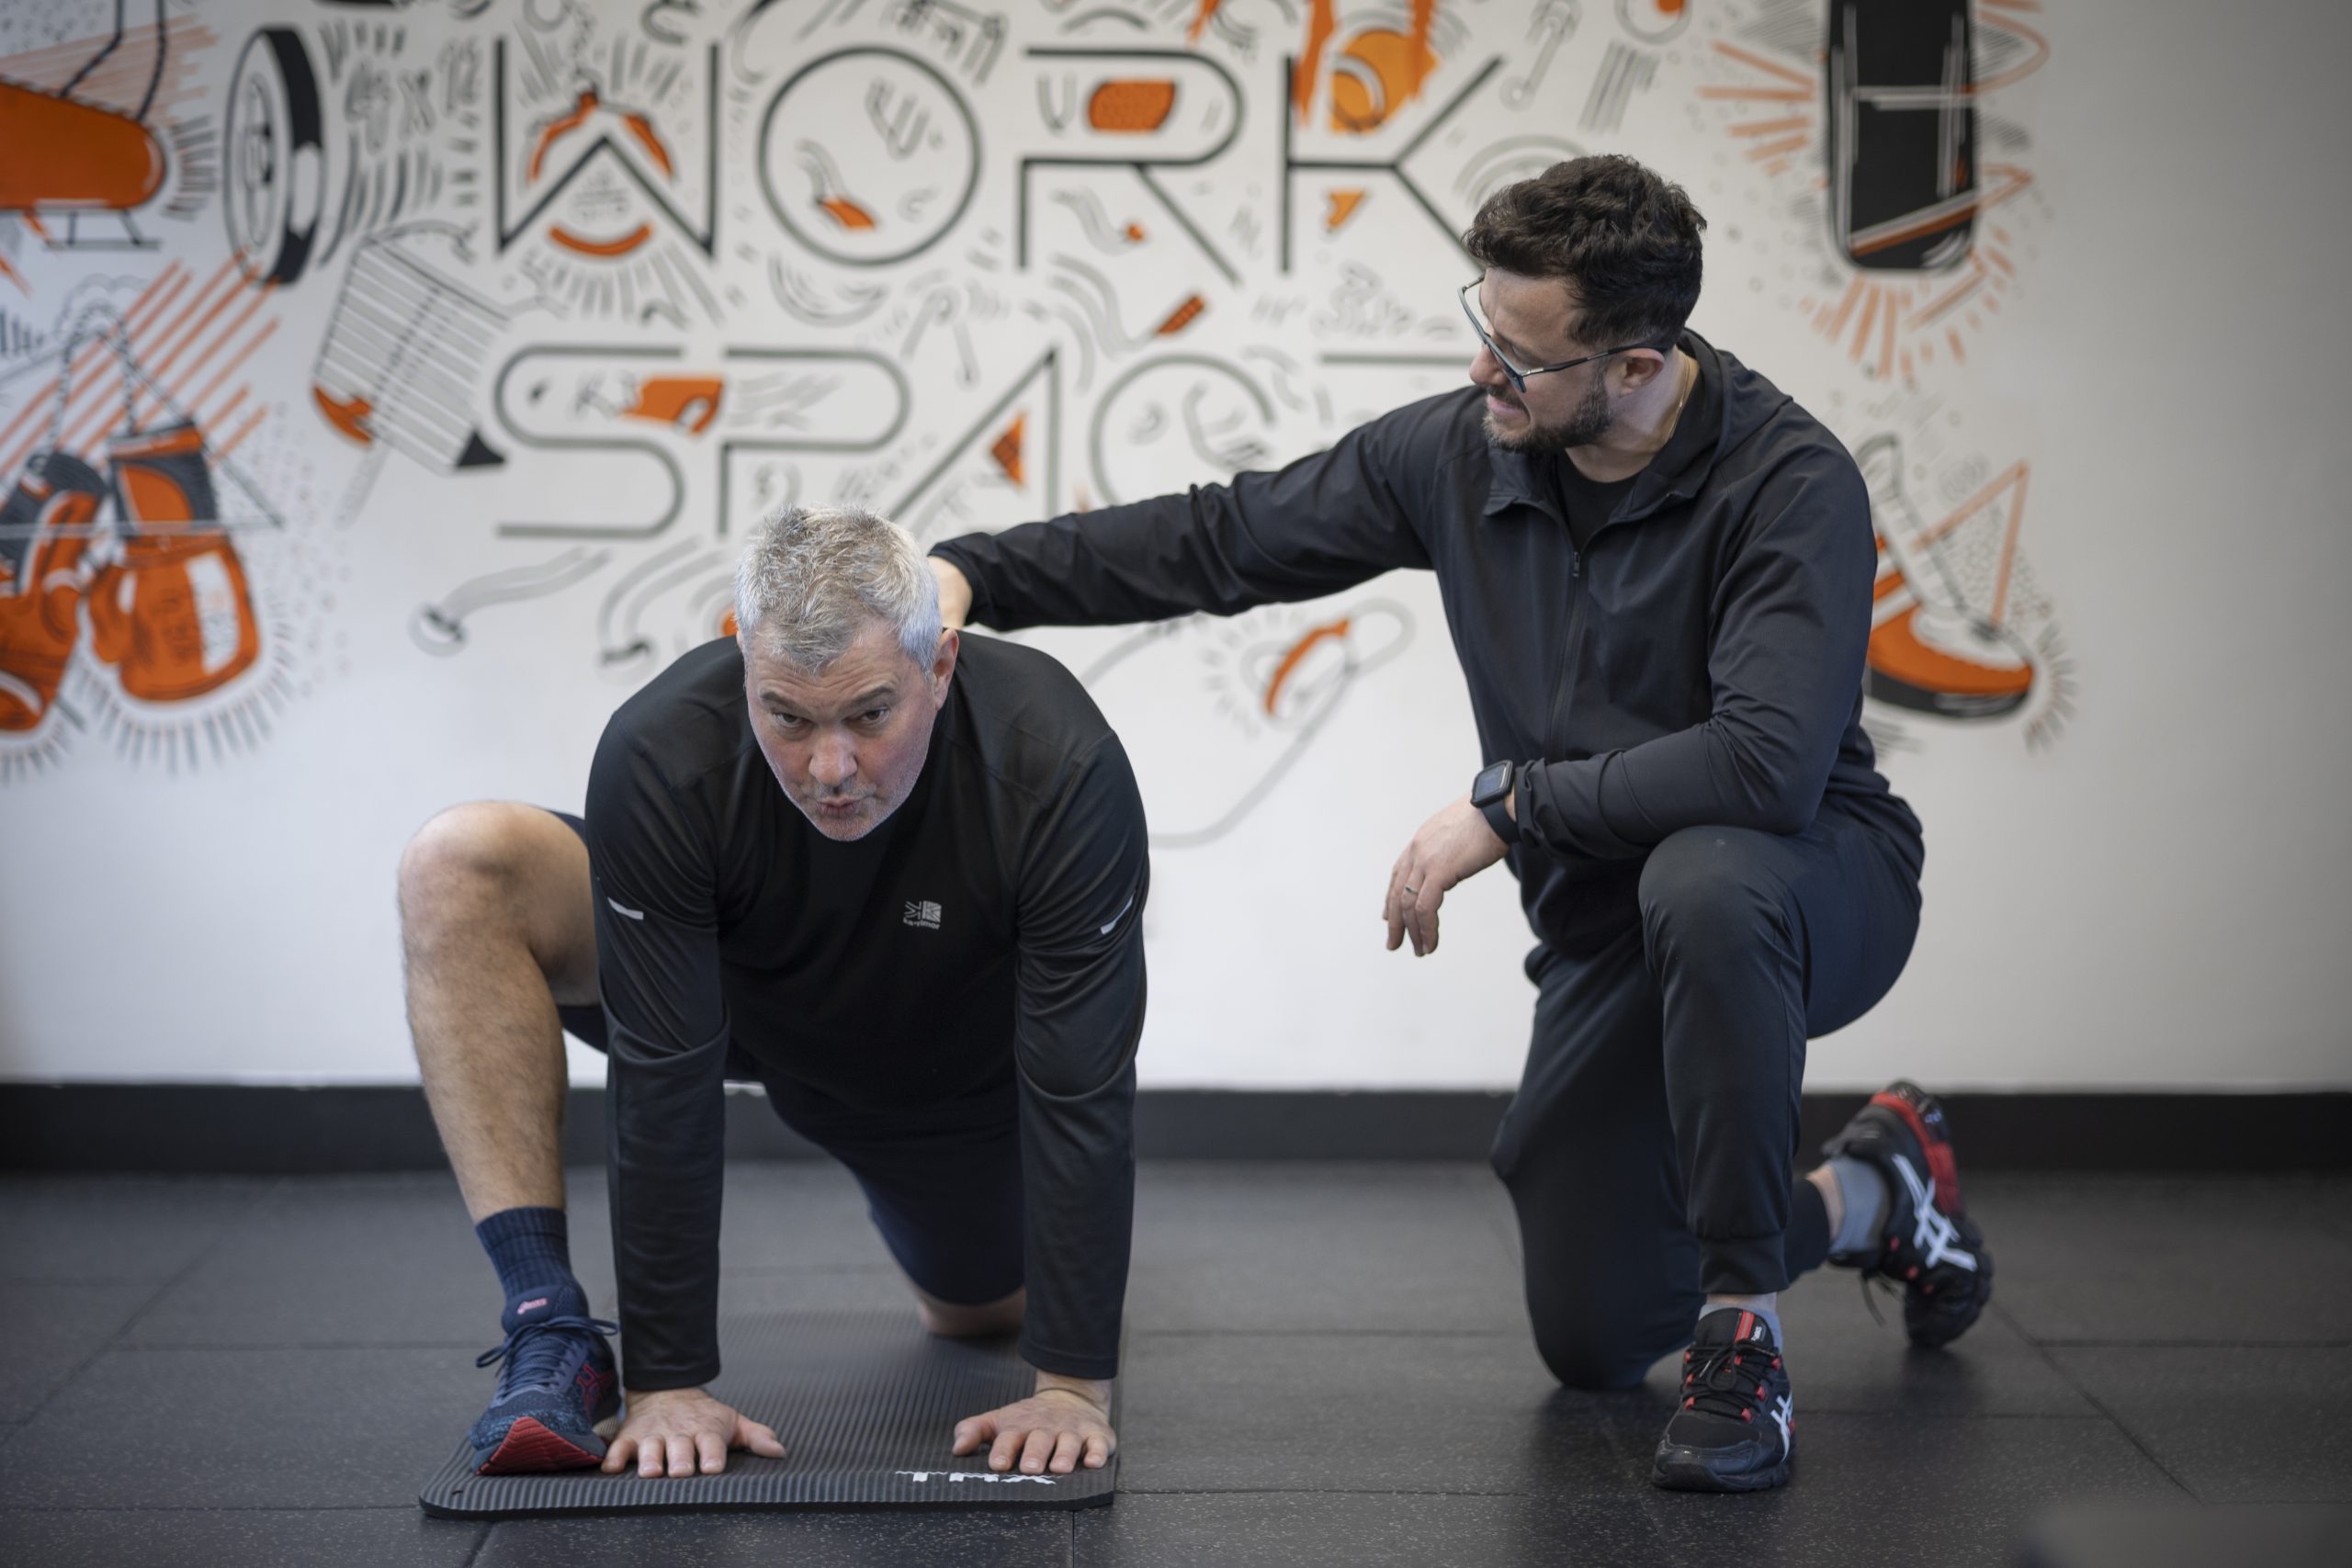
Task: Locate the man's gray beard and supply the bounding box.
[1484,374,1614,457]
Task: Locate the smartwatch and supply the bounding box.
[1471,759,1519,844]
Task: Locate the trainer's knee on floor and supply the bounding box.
[1529,1308,1673,1391]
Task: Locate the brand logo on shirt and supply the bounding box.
[903,899,943,931]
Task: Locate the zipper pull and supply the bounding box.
[1571,550,1582,580]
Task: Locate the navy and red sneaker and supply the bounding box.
[1650,1308,1794,1493]
[468,1283,622,1474]
[1821,1080,1994,1348]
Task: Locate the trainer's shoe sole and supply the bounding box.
[1651,1447,1791,1493]
[472,1413,620,1475]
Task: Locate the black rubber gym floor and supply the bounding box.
[2,1161,2346,1565]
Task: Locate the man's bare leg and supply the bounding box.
[401,801,623,1473]
[398,801,598,1222]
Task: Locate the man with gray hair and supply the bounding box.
[399,505,1148,1483]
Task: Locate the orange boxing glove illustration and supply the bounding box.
[85,423,261,705]
[0,453,106,732]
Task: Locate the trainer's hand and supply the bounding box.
[929,555,973,630]
[604,1386,785,1478]
[952,1375,1115,1475]
[1385,794,1509,957]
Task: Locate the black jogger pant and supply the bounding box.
[1488,802,1924,1390]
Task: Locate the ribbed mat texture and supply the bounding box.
[418,1312,1119,1517]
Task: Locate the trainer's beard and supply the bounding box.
[1485,373,1614,457]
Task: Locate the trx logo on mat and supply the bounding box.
[896,1471,1056,1485]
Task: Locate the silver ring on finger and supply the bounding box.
[1403,885,1419,895]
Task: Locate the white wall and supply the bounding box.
[0,0,2345,1089]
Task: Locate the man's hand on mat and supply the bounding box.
[952,1375,1115,1475]
[604,1386,786,1478]
[1385,793,1509,957]
[929,555,973,629]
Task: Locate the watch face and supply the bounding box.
[1474,761,1510,805]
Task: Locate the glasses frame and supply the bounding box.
[1457,281,1663,395]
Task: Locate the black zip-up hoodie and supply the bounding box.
[933,331,1922,954]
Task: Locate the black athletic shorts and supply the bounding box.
[548,808,1026,1310]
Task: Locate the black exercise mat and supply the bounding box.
[417,1312,1118,1517]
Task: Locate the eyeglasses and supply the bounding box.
[1457,281,1659,395]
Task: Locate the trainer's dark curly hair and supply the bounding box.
[1463,155,1706,352]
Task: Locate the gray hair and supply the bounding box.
[733,504,943,672]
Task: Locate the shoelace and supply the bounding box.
[1677,1337,1779,1425]
[476,1314,618,1398]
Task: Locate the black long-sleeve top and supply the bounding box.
[584,634,1148,1389]
[931,331,1921,955]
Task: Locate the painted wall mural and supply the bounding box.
[0,0,2070,812]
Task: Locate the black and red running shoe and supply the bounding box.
[1650,1308,1794,1493]
[1821,1079,1994,1348]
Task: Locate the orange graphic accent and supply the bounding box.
[85,423,262,704]
[1847,164,2032,262]
[1329,26,1440,133]
[621,113,674,176]
[1186,0,1222,43]
[0,457,105,731]
[1263,616,1351,716]
[523,89,678,259]
[623,377,723,435]
[213,406,267,461]
[818,196,876,231]
[314,389,375,446]
[0,251,25,296]
[528,92,601,182]
[130,278,271,426]
[548,221,656,258]
[0,80,166,215]
[1124,222,1147,242]
[182,318,276,421]
[1088,80,1178,132]
[1155,295,1207,336]
[990,414,1025,486]
[1294,0,1339,122]
[718,607,738,638]
[1325,189,1367,231]
[0,264,185,469]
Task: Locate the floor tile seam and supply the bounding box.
[1781,1409,2120,1422]
[2030,1338,2352,1349]
[0,1222,237,1435]
[2000,1300,2202,1501]
[1125,1328,1527,1339]
[1111,1486,1530,1499]
[117,1338,486,1351]
[0,1503,445,1515]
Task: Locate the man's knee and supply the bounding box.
[1527,1302,1680,1391]
[914,1285,1025,1339]
[1636,827,1785,964]
[398,803,591,983]
[401,802,534,919]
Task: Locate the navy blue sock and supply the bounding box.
[475,1206,577,1305]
